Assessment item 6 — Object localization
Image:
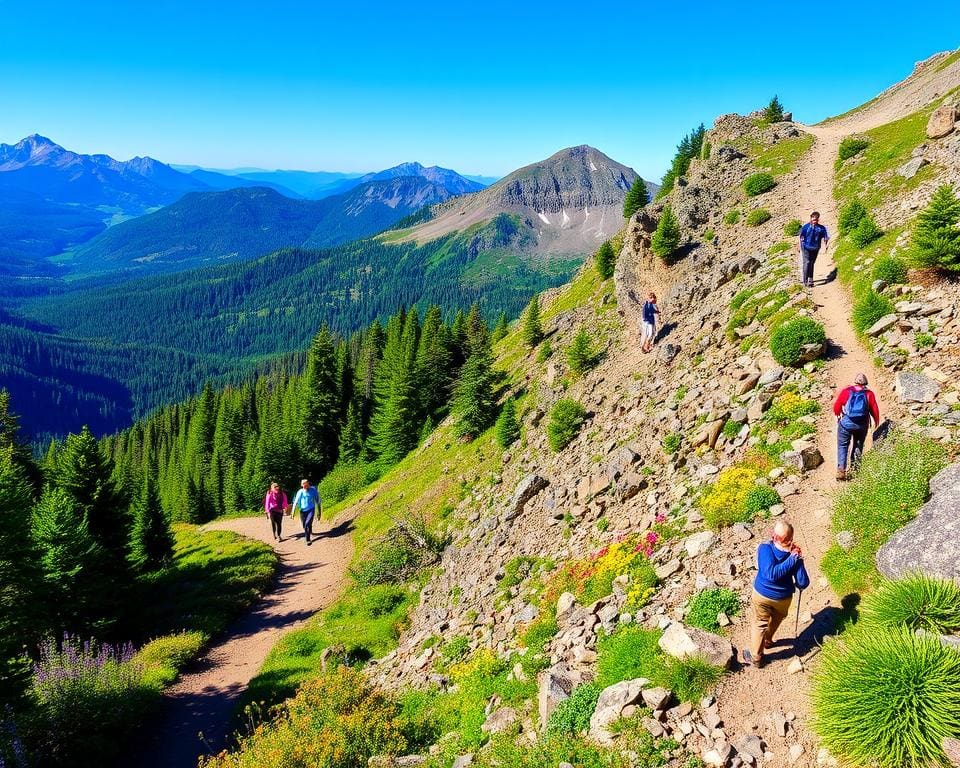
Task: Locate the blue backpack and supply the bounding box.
[843,388,870,426]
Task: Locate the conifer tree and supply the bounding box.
[912,184,960,273]
[55,426,129,568]
[622,177,650,218]
[32,487,109,635]
[0,390,41,492]
[521,295,543,348]
[450,308,468,367]
[452,340,498,441]
[567,327,599,375]
[651,206,682,262]
[353,319,385,436]
[491,312,509,344]
[129,468,174,572]
[495,397,520,448]
[0,447,39,706]
[595,240,616,280]
[302,325,341,478]
[335,339,354,426]
[368,311,420,465]
[464,304,489,358]
[416,305,453,420]
[764,95,785,122]
[338,401,364,464]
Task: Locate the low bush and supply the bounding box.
[439,636,471,666]
[699,466,765,529]
[350,516,449,586]
[745,208,771,226]
[686,588,741,632]
[784,218,802,236]
[547,399,587,452]
[916,332,935,348]
[521,614,559,655]
[724,209,741,225]
[872,255,908,284]
[566,328,600,376]
[851,290,894,334]
[811,627,960,768]
[546,682,602,736]
[202,667,410,768]
[495,397,520,448]
[860,574,960,634]
[821,433,947,594]
[837,136,870,164]
[769,316,826,367]
[743,172,776,197]
[722,420,744,440]
[319,462,382,505]
[744,485,781,517]
[660,656,723,703]
[838,199,867,236]
[912,184,960,273]
[663,432,682,455]
[135,631,205,688]
[767,241,791,255]
[536,340,553,362]
[703,228,716,242]
[849,213,883,248]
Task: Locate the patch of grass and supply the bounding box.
[744,485,782,517]
[722,420,743,440]
[935,49,960,72]
[821,433,947,595]
[686,588,741,632]
[916,332,935,348]
[743,172,777,196]
[769,316,826,367]
[767,241,791,255]
[836,136,870,167]
[860,574,960,634]
[851,290,894,335]
[546,682,602,736]
[750,132,815,175]
[811,626,960,768]
[660,656,723,703]
[135,631,207,689]
[703,228,716,242]
[784,218,802,236]
[872,255,908,284]
[663,432,682,455]
[724,209,741,226]
[699,463,774,529]
[745,208,771,227]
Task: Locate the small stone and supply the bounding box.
[768,503,786,517]
[642,686,673,710]
[730,523,753,542]
[717,611,731,627]
[788,744,805,764]
[685,531,717,558]
[797,446,823,471]
[835,531,855,551]
[787,657,804,674]
[817,747,840,767]
[866,313,898,336]
[656,558,682,579]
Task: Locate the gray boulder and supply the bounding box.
[589,678,648,741]
[507,474,549,520]
[538,664,574,729]
[481,707,518,734]
[927,104,958,139]
[877,462,960,582]
[894,371,940,403]
[659,622,735,668]
[898,156,929,179]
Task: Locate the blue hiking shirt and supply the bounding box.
[292,486,320,511]
[754,541,810,600]
[799,223,829,251]
[642,301,659,324]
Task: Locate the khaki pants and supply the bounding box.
[751,589,793,659]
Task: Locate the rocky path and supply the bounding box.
[713,112,904,764]
[135,514,353,768]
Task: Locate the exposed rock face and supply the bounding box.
[877,462,960,582]
[507,474,549,520]
[537,664,574,728]
[894,371,940,403]
[898,156,929,178]
[588,678,648,741]
[927,104,958,138]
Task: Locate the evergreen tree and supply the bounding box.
[452,341,499,441]
[450,308,468,367]
[353,319,385,437]
[595,240,616,280]
[464,304,489,357]
[302,325,342,478]
[567,327,599,375]
[622,177,650,218]
[491,312,509,344]
[416,304,453,421]
[521,295,543,349]
[335,339,354,426]
[495,397,520,448]
[338,401,364,464]
[651,206,682,262]
[0,390,41,492]
[763,95,785,122]
[55,426,129,568]
[368,311,420,465]
[32,486,109,635]
[129,468,174,572]
[0,447,39,706]
[912,184,960,273]
[657,123,706,199]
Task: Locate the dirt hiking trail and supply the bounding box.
[135,514,353,768]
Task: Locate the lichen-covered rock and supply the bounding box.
[659,622,735,669]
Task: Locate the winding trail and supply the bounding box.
[135,514,353,768]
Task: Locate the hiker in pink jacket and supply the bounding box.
[264,482,289,542]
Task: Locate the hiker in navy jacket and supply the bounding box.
[798,211,829,288]
[743,521,810,668]
[833,373,880,481]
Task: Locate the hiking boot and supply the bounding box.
[836,468,846,481]
[742,649,765,668]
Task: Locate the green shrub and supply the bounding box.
[440,636,471,666]
[860,574,960,634]
[595,240,616,280]
[536,340,553,363]
[566,328,599,376]
[703,228,716,242]
[660,657,723,703]
[916,332,935,348]
[872,255,908,284]
[743,485,782,517]
[821,433,947,594]
[700,465,764,529]
[838,199,867,236]
[745,208,771,226]
[763,95,785,123]
[769,316,826,367]
[784,218,802,236]
[724,209,740,225]
[546,682,602,736]
[851,290,895,334]
[743,172,776,197]
[663,433,682,455]
[912,184,960,273]
[596,626,663,688]
[522,614,559,655]
[722,420,743,440]
[812,627,960,768]
[849,213,883,248]
[319,462,382,505]
[495,397,520,448]
[135,631,206,688]
[837,136,870,164]
[767,241,790,255]
[651,206,681,262]
[350,517,448,586]
[686,588,741,632]
[363,584,408,618]
[547,399,586,452]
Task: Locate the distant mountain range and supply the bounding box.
[0,135,492,277]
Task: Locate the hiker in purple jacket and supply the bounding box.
[264,482,288,542]
[743,521,810,668]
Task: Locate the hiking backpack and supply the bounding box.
[844,388,870,423]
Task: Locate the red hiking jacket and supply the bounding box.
[833,385,879,425]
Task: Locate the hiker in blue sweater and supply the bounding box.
[798,211,830,288]
[743,520,810,668]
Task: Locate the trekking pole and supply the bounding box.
[794,589,804,643]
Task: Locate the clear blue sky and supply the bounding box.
[1,1,957,180]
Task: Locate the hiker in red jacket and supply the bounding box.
[832,373,880,481]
